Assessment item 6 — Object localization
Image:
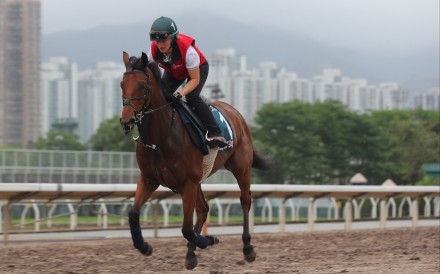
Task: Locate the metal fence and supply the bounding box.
[0,149,236,184]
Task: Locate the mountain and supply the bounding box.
[42,13,439,92]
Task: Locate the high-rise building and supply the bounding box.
[276,69,313,104]
[230,70,263,124]
[77,62,124,143]
[205,48,246,104]
[415,88,440,110]
[0,0,41,147]
[41,57,78,135]
[379,82,408,110]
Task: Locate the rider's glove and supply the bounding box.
[174,92,183,99]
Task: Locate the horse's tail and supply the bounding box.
[252,150,271,171]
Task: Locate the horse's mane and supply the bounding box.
[128,55,173,103]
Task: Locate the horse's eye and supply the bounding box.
[138,82,147,90]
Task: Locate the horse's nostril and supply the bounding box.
[120,117,135,133]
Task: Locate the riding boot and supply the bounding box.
[188,98,228,148]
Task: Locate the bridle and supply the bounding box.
[121,67,178,189]
[121,69,172,124]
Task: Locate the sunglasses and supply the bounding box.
[149,31,171,41]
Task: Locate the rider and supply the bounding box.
[147,16,228,148]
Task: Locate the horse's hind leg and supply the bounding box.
[229,165,256,263]
[194,184,219,246]
[129,175,158,256]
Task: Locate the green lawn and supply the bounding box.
[13,215,315,226]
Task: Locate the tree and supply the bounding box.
[252,100,392,185]
[345,112,395,184]
[370,110,440,185]
[88,115,137,151]
[306,100,391,184]
[35,130,85,150]
[253,101,328,184]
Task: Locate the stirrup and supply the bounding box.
[205,133,227,148]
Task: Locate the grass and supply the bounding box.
[12,214,315,226]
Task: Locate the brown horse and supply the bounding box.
[120,51,270,270]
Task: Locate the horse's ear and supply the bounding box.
[141,52,148,68]
[123,51,131,70]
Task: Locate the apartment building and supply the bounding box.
[77,62,125,142]
[41,57,78,135]
[415,88,440,110]
[0,0,41,147]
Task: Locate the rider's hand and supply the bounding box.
[174,92,183,99]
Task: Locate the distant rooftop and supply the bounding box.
[422,164,440,179]
[382,179,397,186]
[350,173,368,184]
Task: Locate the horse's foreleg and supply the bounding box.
[194,185,219,246]
[193,185,208,235]
[129,176,158,256]
[181,183,208,270]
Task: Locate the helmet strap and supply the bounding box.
[169,30,179,38]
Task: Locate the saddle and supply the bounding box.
[174,98,233,155]
[147,62,233,155]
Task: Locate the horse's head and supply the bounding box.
[120,51,151,134]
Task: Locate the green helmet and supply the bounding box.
[149,16,179,41]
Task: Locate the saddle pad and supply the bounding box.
[176,104,234,154]
[209,105,234,151]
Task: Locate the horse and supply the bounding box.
[119,51,270,270]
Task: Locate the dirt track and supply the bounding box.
[1,226,439,273]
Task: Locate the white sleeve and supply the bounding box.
[185,45,200,70]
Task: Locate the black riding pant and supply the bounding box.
[160,62,222,137]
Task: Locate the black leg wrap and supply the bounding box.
[195,234,208,249]
[242,234,251,245]
[129,210,152,255]
[182,229,208,249]
[182,229,196,242]
[242,234,256,262]
[243,244,255,255]
[185,242,198,270]
[205,235,220,245]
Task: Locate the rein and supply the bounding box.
[122,68,179,192]
[122,69,173,124]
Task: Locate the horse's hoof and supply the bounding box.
[139,242,153,256]
[205,235,220,245]
[243,245,256,262]
[185,253,198,270]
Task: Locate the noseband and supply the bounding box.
[122,69,172,123]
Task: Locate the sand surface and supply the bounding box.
[1,226,439,273]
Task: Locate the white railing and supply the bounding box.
[1,183,439,245]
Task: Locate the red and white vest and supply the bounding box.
[151,34,206,81]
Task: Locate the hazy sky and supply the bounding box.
[41,0,439,51]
